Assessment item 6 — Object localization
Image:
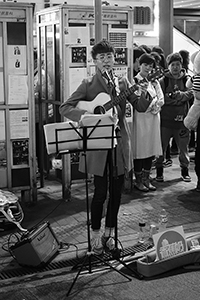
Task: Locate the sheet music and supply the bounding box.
[79,114,117,149]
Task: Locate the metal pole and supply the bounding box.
[94,0,102,43]
[159,0,173,56]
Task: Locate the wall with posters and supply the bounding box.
[0,3,37,202]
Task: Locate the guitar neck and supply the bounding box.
[114,84,138,105]
[105,83,138,111]
[101,69,162,112]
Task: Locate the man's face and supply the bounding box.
[168,61,182,76]
[94,52,115,72]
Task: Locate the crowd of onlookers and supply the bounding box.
[131,43,200,193]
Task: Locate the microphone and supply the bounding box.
[103,70,112,83]
[103,69,115,85]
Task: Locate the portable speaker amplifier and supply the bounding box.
[10,221,60,267]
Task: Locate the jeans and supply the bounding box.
[91,151,124,231]
[156,127,190,169]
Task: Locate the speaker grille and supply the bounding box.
[134,6,151,25]
[109,32,127,48]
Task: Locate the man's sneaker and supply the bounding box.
[91,236,103,255]
[163,159,173,168]
[101,234,115,252]
[181,167,191,182]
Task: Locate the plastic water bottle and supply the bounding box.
[138,214,147,243]
[158,209,168,232]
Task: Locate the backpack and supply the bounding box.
[163,75,190,91]
[164,74,193,106]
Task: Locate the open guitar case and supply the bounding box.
[136,232,200,277]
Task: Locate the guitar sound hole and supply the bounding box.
[94,106,105,114]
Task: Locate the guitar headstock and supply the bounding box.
[147,67,164,82]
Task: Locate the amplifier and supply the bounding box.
[10,221,60,267]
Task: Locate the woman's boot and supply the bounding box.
[143,170,156,191]
[156,167,164,182]
[134,172,149,192]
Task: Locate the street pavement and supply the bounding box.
[0,153,200,299]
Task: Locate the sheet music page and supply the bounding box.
[79,114,117,149]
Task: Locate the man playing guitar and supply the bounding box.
[59,40,150,255]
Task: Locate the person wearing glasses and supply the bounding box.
[59,39,150,255]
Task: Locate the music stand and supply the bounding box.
[44,117,141,297]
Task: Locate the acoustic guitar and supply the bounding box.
[77,68,163,115]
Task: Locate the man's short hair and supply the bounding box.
[91,39,115,59]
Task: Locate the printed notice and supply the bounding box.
[10,110,29,139]
[0,73,4,103]
[65,27,90,45]
[8,75,28,104]
[7,45,27,74]
[0,110,5,140]
[69,68,87,94]
[0,37,3,68]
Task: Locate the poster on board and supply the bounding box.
[69,68,87,95]
[10,110,29,139]
[8,75,28,105]
[0,37,3,68]
[7,45,27,74]
[12,139,29,165]
[0,72,4,104]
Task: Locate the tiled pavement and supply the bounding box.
[0,154,200,277]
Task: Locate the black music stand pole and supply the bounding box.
[106,80,143,280]
[65,124,132,297]
[109,144,143,279]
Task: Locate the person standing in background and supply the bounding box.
[131,53,164,192]
[156,52,193,183]
[34,49,53,174]
[184,50,200,192]
[179,49,196,153]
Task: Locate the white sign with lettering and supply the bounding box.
[153,226,188,261]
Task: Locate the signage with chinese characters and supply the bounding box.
[0,9,25,19]
[68,11,127,22]
[153,226,188,260]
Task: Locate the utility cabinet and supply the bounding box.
[0,2,37,202]
[36,4,134,199]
